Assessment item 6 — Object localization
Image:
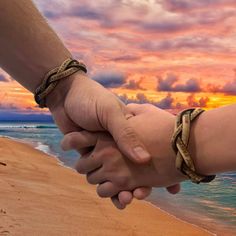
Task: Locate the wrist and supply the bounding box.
[46,70,86,112]
[151,114,188,184]
[188,111,213,175]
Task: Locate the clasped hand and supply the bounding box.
[61,103,184,209]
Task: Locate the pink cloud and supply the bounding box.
[4,1,229,111]
[157,74,201,92]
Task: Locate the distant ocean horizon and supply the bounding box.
[0,121,235,235]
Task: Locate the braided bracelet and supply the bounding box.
[34,58,87,108]
[171,108,216,184]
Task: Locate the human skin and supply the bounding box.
[0,0,158,206]
[0,0,148,163]
[0,0,231,210]
[62,104,185,208]
[62,103,236,208]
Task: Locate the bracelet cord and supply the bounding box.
[34,58,87,108]
[171,108,216,184]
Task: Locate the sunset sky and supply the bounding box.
[0,0,236,118]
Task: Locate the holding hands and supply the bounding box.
[1,0,234,214]
[62,103,184,209]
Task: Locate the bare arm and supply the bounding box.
[0,0,150,161]
[61,104,236,204]
[0,0,71,93]
[189,104,236,175]
[0,0,153,208]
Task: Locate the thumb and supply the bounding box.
[126,103,153,116]
[107,104,151,164]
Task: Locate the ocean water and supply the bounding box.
[0,121,235,235]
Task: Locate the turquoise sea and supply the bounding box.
[0,121,235,235]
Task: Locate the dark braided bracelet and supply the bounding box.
[34,58,87,108]
[171,108,216,184]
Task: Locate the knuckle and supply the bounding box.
[100,148,117,162]
[86,174,96,185]
[65,133,77,149]
[115,126,139,147]
[75,162,86,174]
[97,187,109,198]
[116,176,129,188]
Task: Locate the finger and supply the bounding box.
[61,131,99,151]
[166,184,181,194]
[107,104,151,164]
[77,147,94,156]
[96,182,121,198]
[86,167,106,185]
[111,196,126,210]
[133,187,152,200]
[52,108,83,134]
[75,153,102,174]
[118,191,133,206]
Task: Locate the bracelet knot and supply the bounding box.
[34,58,87,108]
[171,108,216,184]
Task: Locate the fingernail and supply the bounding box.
[133,147,150,161]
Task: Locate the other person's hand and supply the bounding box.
[62,103,183,209]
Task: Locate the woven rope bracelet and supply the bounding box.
[34,58,87,108]
[171,108,216,184]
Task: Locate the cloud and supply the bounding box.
[118,92,174,109]
[141,20,189,33]
[93,71,145,90]
[140,36,230,53]
[93,71,126,88]
[0,102,18,110]
[36,1,112,23]
[203,69,236,94]
[112,55,140,62]
[6,0,236,112]
[219,70,236,94]
[34,0,236,61]
[174,78,201,92]
[157,74,177,91]
[124,78,146,90]
[205,83,222,93]
[155,93,175,109]
[162,0,236,12]
[118,91,210,110]
[220,79,236,94]
[36,0,236,35]
[70,6,104,20]
[175,94,210,110]
[186,94,210,107]
[157,74,201,92]
[118,93,148,104]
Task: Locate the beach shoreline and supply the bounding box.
[147,197,235,236]
[5,135,233,235]
[0,137,214,236]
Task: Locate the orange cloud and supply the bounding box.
[1,0,236,114]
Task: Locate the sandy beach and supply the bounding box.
[0,137,212,236]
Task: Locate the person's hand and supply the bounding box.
[62,103,183,209]
[48,72,150,163]
[46,71,152,207]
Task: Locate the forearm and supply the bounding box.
[189,104,236,175]
[0,0,71,92]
